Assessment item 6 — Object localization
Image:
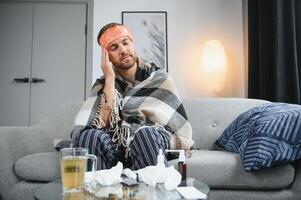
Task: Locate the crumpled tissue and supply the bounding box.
[85,162,123,186]
[123,165,181,190]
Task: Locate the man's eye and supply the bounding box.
[123,42,129,46]
[109,46,117,51]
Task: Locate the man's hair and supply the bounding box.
[97,22,123,45]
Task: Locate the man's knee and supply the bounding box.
[77,129,110,147]
[133,126,159,141]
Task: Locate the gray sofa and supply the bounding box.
[0,98,301,200]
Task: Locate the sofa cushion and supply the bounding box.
[14,152,60,182]
[168,150,295,189]
[216,103,301,171]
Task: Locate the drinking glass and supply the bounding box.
[60,148,97,194]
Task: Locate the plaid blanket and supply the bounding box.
[71,63,194,151]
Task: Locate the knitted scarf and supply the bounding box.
[71,62,194,151]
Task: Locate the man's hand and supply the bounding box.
[96,47,116,128]
[101,47,115,80]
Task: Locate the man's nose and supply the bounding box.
[119,45,127,54]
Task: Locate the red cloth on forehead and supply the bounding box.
[99,25,134,49]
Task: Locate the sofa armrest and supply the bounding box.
[0,125,56,197]
[0,101,82,199]
[290,160,301,197]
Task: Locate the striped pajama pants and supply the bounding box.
[75,126,171,170]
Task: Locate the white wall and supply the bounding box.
[93,0,245,98]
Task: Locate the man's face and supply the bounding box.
[106,36,137,70]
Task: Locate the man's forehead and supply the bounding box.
[108,36,131,47]
[99,25,134,49]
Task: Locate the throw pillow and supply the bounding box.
[14,152,60,182]
[216,103,301,172]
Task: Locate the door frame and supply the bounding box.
[6,0,93,99]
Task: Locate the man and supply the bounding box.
[72,23,194,170]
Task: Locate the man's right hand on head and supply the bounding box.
[101,47,115,80]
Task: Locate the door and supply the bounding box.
[0,2,87,126]
[0,3,33,126]
[30,3,86,124]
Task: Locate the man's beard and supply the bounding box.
[114,54,137,70]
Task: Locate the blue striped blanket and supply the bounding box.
[216,103,301,171]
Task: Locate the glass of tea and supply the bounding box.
[60,148,97,194]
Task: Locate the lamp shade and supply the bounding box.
[200,40,227,92]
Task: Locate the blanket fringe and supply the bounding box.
[110,91,132,151]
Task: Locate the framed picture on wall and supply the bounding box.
[122,11,168,71]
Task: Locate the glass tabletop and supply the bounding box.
[34,177,210,200]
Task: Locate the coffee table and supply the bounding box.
[34,177,210,200]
